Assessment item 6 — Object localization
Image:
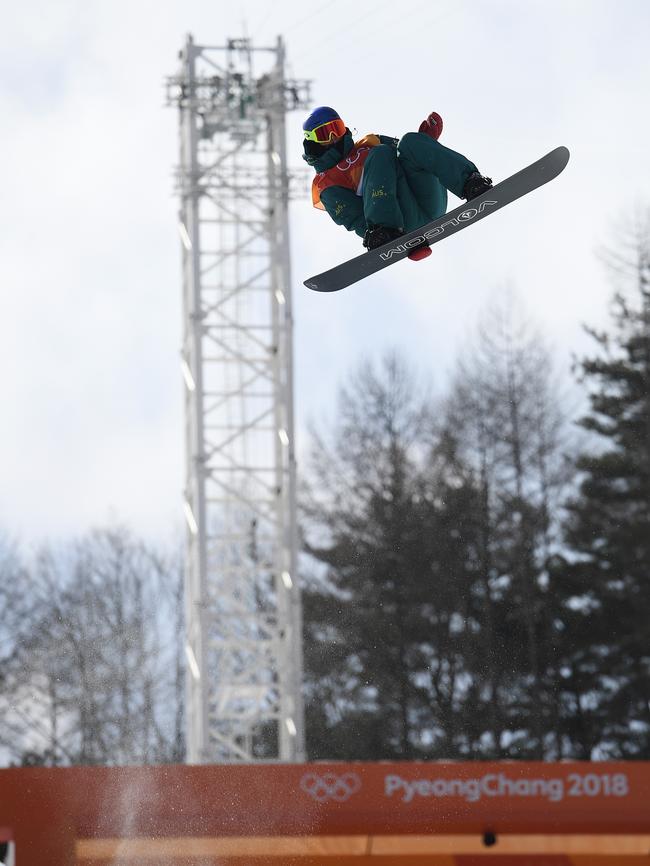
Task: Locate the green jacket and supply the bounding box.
[303,130,398,238]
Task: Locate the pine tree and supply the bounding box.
[443,290,572,758]
[553,214,650,757]
[301,353,485,759]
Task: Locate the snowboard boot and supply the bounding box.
[418,110,443,141]
[363,224,404,251]
[462,171,493,200]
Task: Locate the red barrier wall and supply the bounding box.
[1,762,649,864]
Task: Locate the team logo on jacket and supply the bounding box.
[300,772,362,802]
[379,200,498,260]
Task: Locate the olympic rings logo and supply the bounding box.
[335,147,369,173]
[300,772,362,802]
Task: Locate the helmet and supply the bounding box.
[303,106,346,144]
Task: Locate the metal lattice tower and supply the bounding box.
[166,35,311,763]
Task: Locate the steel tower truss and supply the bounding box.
[167,35,310,763]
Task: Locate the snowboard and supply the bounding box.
[304,146,570,293]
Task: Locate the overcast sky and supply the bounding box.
[2,0,649,543]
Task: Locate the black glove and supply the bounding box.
[363,225,404,251]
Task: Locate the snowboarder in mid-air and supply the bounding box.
[302,105,494,252]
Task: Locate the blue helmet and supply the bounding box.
[302,105,346,143]
[302,105,342,134]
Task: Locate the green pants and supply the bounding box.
[362,132,477,232]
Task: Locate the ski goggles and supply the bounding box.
[303,117,346,144]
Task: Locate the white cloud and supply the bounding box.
[1,0,649,540]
